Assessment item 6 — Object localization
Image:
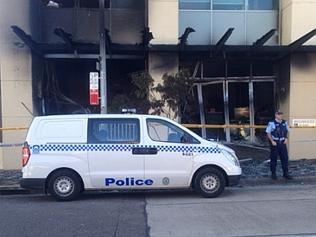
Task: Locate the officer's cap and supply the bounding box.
[275,110,283,115]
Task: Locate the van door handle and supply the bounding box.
[132,147,158,155]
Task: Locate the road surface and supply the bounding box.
[1,184,316,237]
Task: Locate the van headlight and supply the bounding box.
[222,149,240,167]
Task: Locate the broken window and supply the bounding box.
[78,0,110,8]
[202,83,225,141]
[254,81,274,145]
[43,0,75,8]
[111,0,145,9]
[79,0,99,8]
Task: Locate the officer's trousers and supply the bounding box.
[270,141,289,174]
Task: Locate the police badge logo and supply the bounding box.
[32,145,40,154]
[162,177,170,185]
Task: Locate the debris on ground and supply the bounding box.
[229,144,316,179]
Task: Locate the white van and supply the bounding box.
[21,114,241,201]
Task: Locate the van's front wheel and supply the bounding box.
[194,167,226,198]
[48,170,82,201]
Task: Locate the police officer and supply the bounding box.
[266,110,293,180]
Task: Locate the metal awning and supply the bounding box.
[11,26,316,60]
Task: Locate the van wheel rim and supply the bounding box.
[200,174,220,193]
[54,176,74,196]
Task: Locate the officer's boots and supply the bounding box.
[283,172,293,180]
[271,172,277,180]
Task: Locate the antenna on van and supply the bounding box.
[121,108,137,114]
[21,102,34,117]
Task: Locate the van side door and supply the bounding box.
[87,118,144,189]
[144,118,200,188]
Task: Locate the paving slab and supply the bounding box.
[146,185,316,237]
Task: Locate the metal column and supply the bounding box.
[99,0,107,114]
[223,61,231,142]
[249,64,255,143]
[197,84,206,139]
[193,61,206,138]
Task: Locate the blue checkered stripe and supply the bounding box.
[30,144,221,154]
[156,145,221,153]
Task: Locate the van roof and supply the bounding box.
[33,114,170,120]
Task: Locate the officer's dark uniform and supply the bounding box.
[266,120,291,179]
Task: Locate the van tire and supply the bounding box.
[194,167,226,198]
[47,170,82,201]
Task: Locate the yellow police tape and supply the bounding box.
[182,124,316,129]
[182,124,266,129]
[0,125,315,131]
[0,127,28,131]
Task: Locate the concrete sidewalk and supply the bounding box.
[146,184,316,237]
[0,170,32,195]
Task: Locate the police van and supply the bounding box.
[20,114,241,201]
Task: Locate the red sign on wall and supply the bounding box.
[89,72,99,105]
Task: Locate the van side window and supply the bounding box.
[146,119,200,144]
[88,118,140,144]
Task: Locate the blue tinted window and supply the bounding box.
[111,0,144,9]
[88,118,140,144]
[179,0,211,10]
[247,0,278,10]
[213,0,245,10]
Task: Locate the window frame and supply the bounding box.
[212,0,245,10]
[179,0,212,10]
[146,118,200,144]
[111,0,145,10]
[88,118,141,144]
[247,0,278,11]
[179,0,279,11]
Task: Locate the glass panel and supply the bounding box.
[203,60,226,77]
[227,61,250,77]
[212,11,245,44]
[111,0,144,9]
[254,82,274,126]
[253,61,274,76]
[88,119,140,144]
[202,83,226,141]
[79,0,105,8]
[247,0,278,10]
[44,0,75,8]
[147,119,199,144]
[254,82,275,146]
[179,0,211,10]
[228,82,250,141]
[213,0,245,10]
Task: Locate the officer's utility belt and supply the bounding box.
[272,138,286,141]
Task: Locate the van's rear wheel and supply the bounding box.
[194,167,226,198]
[48,170,82,201]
